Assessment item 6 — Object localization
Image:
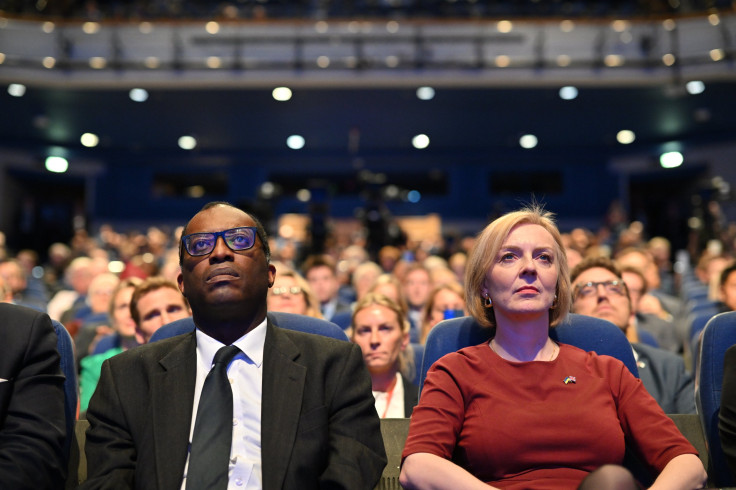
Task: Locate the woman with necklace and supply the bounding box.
[400,206,706,489]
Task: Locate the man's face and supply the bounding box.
[572,267,631,331]
[306,265,338,304]
[135,287,191,343]
[403,269,431,308]
[722,271,736,311]
[177,205,275,316]
[621,271,644,314]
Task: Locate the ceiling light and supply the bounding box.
[206,21,220,34]
[416,86,435,101]
[287,135,305,150]
[559,86,578,100]
[412,134,430,149]
[42,57,56,68]
[616,130,635,144]
[660,151,683,169]
[7,83,26,97]
[45,156,68,173]
[178,136,197,150]
[686,81,705,95]
[129,88,149,102]
[272,87,292,101]
[80,133,99,147]
[519,134,538,149]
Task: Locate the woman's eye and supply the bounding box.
[539,253,552,262]
[500,253,515,261]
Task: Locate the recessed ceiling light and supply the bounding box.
[7,83,26,97]
[129,88,149,102]
[80,133,99,147]
[416,86,435,101]
[412,134,430,149]
[519,134,538,149]
[45,156,68,173]
[559,86,578,100]
[616,130,635,144]
[287,135,305,150]
[660,151,683,169]
[178,136,197,150]
[272,87,292,101]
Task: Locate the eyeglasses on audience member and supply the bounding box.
[574,280,627,299]
[181,227,257,256]
[271,286,303,296]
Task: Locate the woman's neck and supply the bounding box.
[492,312,555,362]
[371,370,398,392]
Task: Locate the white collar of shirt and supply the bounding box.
[195,318,267,368]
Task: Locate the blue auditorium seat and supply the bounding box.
[149,311,348,342]
[419,313,638,391]
[696,311,736,487]
[52,319,78,462]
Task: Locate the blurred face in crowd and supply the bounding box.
[268,275,308,315]
[135,287,191,343]
[428,288,466,329]
[305,265,339,304]
[721,270,736,312]
[403,268,431,309]
[572,267,631,331]
[112,285,137,338]
[352,304,408,377]
[621,270,644,314]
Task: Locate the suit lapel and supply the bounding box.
[261,320,306,490]
[151,333,197,490]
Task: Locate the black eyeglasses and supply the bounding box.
[181,227,257,257]
[574,280,627,299]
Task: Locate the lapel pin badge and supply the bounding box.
[563,376,576,385]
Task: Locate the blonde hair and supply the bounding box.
[464,205,570,328]
[351,292,415,382]
[367,273,410,314]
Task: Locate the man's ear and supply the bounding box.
[267,264,276,288]
[177,272,185,297]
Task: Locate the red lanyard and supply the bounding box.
[380,377,398,419]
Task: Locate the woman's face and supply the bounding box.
[484,223,558,324]
[428,289,467,328]
[267,275,308,315]
[352,304,408,376]
[112,286,137,337]
[372,283,401,304]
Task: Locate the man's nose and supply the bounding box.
[210,236,232,259]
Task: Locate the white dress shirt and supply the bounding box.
[372,372,405,419]
[181,319,266,490]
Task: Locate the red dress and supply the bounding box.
[402,343,696,489]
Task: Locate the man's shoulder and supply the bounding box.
[633,342,685,367]
[106,334,193,366]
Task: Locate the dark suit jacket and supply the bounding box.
[633,342,695,414]
[82,318,387,490]
[401,375,418,418]
[0,303,66,489]
[719,344,736,479]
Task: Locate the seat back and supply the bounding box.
[149,311,348,342]
[52,319,78,463]
[420,313,638,390]
[696,311,736,487]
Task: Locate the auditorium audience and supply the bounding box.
[130,276,192,344]
[402,263,432,331]
[0,258,48,311]
[351,292,418,418]
[302,254,351,321]
[400,206,706,489]
[267,265,323,318]
[419,281,467,344]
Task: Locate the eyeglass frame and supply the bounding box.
[573,279,628,300]
[180,226,258,257]
[270,286,303,296]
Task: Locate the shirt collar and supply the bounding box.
[195,317,268,368]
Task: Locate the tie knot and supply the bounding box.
[213,345,241,366]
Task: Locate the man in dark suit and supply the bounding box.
[0,303,67,489]
[570,256,695,414]
[301,254,353,322]
[82,202,386,489]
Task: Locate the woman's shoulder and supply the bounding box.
[558,342,632,376]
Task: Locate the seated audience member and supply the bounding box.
[351,292,418,418]
[619,265,680,353]
[400,206,706,490]
[267,266,323,318]
[302,254,351,321]
[647,236,676,295]
[46,256,95,324]
[79,277,143,413]
[448,252,467,285]
[74,272,121,365]
[0,258,48,311]
[571,256,696,414]
[0,303,67,488]
[419,281,467,344]
[402,264,432,332]
[378,245,402,273]
[130,276,192,344]
[0,274,13,302]
[352,261,383,301]
[719,344,736,480]
[717,262,736,312]
[82,202,385,489]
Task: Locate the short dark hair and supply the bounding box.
[720,262,736,287]
[130,276,189,326]
[570,255,622,284]
[178,201,270,265]
[301,254,337,277]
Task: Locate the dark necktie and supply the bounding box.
[186,344,241,490]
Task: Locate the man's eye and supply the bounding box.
[191,238,212,251]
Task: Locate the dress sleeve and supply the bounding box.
[609,357,697,474]
[402,353,467,462]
